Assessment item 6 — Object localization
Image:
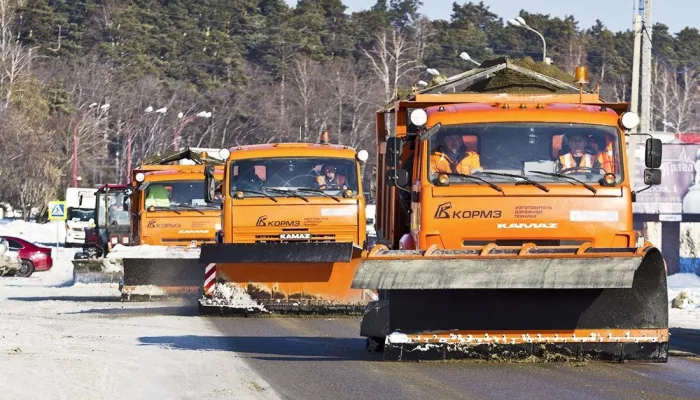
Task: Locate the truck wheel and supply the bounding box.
[366,337,385,353]
[17,260,35,277]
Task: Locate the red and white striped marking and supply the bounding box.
[204,263,216,297]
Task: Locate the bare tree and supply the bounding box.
[362,27,423,103]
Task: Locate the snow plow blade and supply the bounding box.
[198,243,374,316]
[121,258,204,301]
[352,244,669,363]
[71,258,123,284]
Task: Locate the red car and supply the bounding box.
[0,236,53,277]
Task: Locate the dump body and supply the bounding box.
[118,165,224,300]
[199,143,374,315]
[351,65,669,362]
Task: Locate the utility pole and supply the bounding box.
[628,13,643,190]
[639,0,653,133]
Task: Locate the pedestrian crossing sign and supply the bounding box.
[48,201,67,221]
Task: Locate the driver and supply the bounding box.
[430,131,482,175]
[557,133,600,174]
[316,165,347,190]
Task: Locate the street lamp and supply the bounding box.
[125,105,167,183]
[459,51,481,66]
[173,111,212,151]
[72,102,98,187]
[508,16,548,63]
[426,68,440,76]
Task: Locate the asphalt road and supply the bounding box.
[152,316,700,400]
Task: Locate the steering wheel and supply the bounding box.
[281,174,319,188]
[557,167,595,174]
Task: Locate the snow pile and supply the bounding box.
[671,291,696,309]
[199,283,267,312]
[0,219,66,245]
[107,244,201,259]
[668,273,700,310]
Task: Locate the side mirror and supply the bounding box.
[385,137,404,167]
[204,165,216,203]
[386,168,409,188]
[123,197,131,211]
[644,168,661,186]
[645,138,662,169]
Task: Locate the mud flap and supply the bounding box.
[121,258,204,300]
[200,242,361,264]
[353,247,669,362]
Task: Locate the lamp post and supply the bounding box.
[125,105,166,182]
[173,111,212,151]
[508,16,548,63]
[72,102,97,187]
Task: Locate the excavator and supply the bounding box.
[351,58,669,362]
[112,148,225,301]
[197,132,375,315]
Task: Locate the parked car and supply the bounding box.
[0,236,53,277]
[0,238,21,276]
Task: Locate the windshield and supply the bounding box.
[95,191,130,228]
[143,180,220,210]
[427,123,623,185]
[230,157,359,197]
[68,208,95,222]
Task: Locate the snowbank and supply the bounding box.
[0,219,66,245]
[107,244,201,259]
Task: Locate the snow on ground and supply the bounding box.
[668,273,700,330]
[0,284,280,400]
[0,218,67,245]
[108,243,201,259]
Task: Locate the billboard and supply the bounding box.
[632,142,700,214]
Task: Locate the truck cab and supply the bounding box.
[130,166,224,246]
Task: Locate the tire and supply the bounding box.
[17,260,35,277]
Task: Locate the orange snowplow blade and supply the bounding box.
[352,243,669,362]
[198,242,375,315]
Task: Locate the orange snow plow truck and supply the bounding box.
[351,58,669,362]
[117,148,224,301]
[197,133,375,315]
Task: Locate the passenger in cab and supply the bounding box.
[430,131,482,175]
[316,165,347,190]
[556,133,601,174]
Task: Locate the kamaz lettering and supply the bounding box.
[280,233,312,240]
[497,223,558,229]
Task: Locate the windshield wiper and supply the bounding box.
[171,204,205,215]
[234,189,278,202]
[528,171,597,194]
[296,187,341,202]
[264,188,309,202]
[476,171,549,193]
[152,206,181,215]
[442,173,504,194]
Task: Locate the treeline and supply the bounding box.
[0,0,698,217]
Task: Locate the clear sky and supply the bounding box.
[283,0,696,34]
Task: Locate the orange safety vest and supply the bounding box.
[316,174,346,189]
[597,140,616,174]
[430,151,481,175]
[558,153,596,172]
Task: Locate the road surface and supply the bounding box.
[189,316,700,400]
